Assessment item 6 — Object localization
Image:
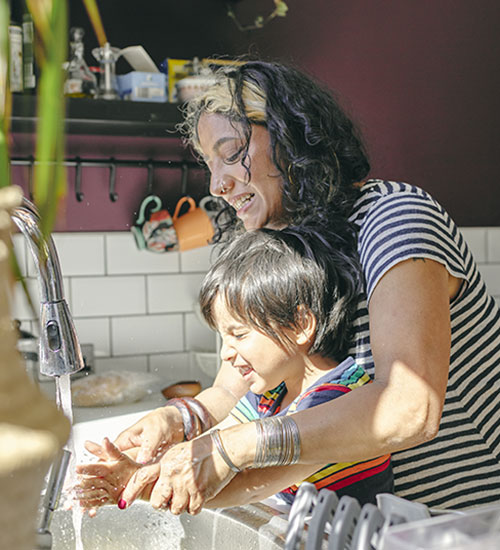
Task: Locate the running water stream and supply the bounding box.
[56,374,84,550]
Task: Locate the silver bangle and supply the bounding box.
[210,429,242,473]
[253,415,301,468]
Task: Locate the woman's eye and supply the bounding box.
[223,147,244,165]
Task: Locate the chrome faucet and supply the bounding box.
[11,197,84,377]
[10,197,84,549]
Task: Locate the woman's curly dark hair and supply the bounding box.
[178,60,370,244]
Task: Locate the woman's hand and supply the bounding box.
[121,432,237,515]
[113,406,185,464]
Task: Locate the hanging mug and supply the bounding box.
[172,196,215,251]
[131,195,179,253]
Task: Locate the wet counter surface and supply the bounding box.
[38,379,167,424]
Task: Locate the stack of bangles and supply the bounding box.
[166,397,213,441]
[210,417,301,473]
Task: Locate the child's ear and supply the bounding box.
[295,306,317,346]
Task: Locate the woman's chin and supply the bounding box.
[241,217,261,231]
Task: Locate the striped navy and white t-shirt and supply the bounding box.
[348,180,500,510]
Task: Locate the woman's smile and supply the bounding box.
[197,113,286,230]
[231,192,255,213]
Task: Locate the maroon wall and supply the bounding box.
[29,0,500,229]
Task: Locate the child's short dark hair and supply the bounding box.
[199,225,362,362]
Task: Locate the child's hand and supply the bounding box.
[75,437,141,516]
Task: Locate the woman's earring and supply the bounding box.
[219,181,228,195]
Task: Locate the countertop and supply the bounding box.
[38,379,168,424]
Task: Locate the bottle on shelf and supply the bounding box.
[8,20,23,93]
[21,6,36,93]
[63,27,97,98]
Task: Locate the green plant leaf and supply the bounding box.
[0,0,10,189]
[32,0,68,238]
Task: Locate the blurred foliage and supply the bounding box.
[26,0,68,238]
[0,0,106,237]
[226,0,288,32]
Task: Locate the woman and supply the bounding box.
[114,60,500,513]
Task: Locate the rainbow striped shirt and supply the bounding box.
[230,357,393,505]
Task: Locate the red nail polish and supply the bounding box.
[118,498,127,510]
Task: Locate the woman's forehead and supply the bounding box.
[197,113,245,157]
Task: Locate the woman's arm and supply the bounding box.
[205,463,324,508]
[224,258,453,467]
[123,258,456,512]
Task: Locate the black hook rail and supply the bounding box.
[10,156,203,203]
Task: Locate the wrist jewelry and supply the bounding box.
[180,397,213,432]
[210,429,242,473]
[166,398,200,441]
[166,397,213,441]
[253,415,301,468]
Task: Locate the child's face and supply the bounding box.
[213,295,304,394]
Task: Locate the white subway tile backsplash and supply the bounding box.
[71,276,146,317]
[149,352,192,383]
[185,312,217,352]
[95,355,148,373]
[180,245,214,272]
[50,233,105,276]
[11,278,40,321]
[150,352,215,389]
[111,314,184,355]
[479,264,500,296]
[12,233,27,276]
[487,228,500,263]
[460,228,487,263]
[106,232,180,275]
[74,317,111,357]
[147,273,206,313]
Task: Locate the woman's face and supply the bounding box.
[197,113,286,230]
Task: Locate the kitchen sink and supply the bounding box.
[50,500,288,549]
[46,412,288,549]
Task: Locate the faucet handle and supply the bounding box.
[39,302,84,377]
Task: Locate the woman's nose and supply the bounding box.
[210,174,233,197]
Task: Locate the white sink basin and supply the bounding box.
[53,412,288,549]
[51,500,288,549]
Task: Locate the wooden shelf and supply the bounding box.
[11,94,184,138]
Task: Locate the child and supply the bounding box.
[76,225,393,513]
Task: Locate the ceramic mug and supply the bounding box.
[131,194,179,253]
[172,196,215,251]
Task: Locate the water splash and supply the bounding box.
[56,374,84,550]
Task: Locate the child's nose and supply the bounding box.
[220,340,235,363]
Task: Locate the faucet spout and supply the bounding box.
[36,448,72,548]
[10,197,84,377]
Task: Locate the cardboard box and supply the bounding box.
[117,71,167,103]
